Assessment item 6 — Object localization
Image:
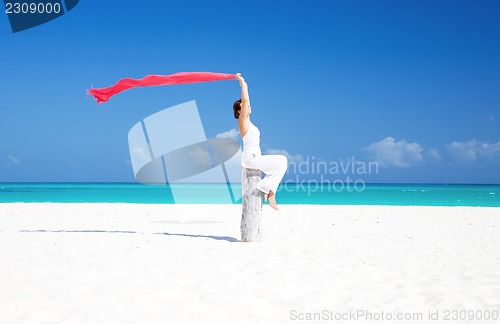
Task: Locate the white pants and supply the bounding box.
[242,154,288,194]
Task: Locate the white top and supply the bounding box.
[241,123,262,165]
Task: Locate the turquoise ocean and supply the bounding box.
[0,183,499,207]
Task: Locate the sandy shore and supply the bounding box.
[0,203,499,323]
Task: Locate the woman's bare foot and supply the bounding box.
[267,191,278,210]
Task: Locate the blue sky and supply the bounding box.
[0,0,499,183]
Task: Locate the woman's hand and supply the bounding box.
[236,73,245,86]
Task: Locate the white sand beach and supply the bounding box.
[0,203,499,323]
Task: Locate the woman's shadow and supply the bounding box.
[154,232,239,242]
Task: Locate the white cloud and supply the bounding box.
[216,128,239,140]
[446,139,500,164]
[7,155,21,165]
[264,148,303,164]
[188,146,212,166]
[425,148,442,163]
[363,137,423,168]
[131,146,149,159]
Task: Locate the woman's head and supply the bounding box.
[233,99,242,119]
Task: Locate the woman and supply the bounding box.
[234,73,287,210]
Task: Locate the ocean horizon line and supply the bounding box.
[1,182,500,186]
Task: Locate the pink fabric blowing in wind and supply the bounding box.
[88,72,237,103]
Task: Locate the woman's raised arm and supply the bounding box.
[236,73,251,118]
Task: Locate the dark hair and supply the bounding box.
[233,99,242,119]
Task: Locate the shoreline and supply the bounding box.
[1,202,499,208]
